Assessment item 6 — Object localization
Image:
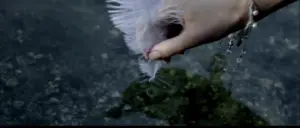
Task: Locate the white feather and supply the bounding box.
[106,0,183,80]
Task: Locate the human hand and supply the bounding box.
[147,0,251,62]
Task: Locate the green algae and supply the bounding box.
[105,53,268,126]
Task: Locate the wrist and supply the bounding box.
[227,0,296,48]
[232,0,255,31]
[240,0,297,23]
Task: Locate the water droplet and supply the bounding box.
[252,23,257,28]
[252,10,259,16]
[242,49,247,54]
[111,91,121,98]
[226,49,232,54]
[228,34,234,39]
[236,57,242,63]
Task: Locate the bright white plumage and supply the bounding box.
[106,0,183,80]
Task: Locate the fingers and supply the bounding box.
[148,24,203,60]
[148,32,186,60]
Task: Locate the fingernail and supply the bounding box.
[148,50,161,60]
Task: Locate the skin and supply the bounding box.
[147,0,297,62]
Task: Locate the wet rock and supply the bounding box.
[13,100,24,109]
[5,78,19,87]
[104,53,268,126]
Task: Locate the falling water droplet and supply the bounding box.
[236,57,242,64]
[252,10,259,16]
[252,23,258,28]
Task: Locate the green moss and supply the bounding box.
[105,53,268,126]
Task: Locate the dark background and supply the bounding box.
[0,0,299,125]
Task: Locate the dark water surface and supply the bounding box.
[0,0,299,125]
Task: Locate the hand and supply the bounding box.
[148,0,251,62]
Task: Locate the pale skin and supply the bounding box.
[147,0,297,62]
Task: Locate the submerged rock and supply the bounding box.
[105,53,268,126]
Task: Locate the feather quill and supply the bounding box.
[106,0,183,81]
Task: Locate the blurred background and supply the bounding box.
[0,0,299,125]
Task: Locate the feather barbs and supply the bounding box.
[106,0,184,80]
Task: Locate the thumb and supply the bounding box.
[148,25,201,60]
